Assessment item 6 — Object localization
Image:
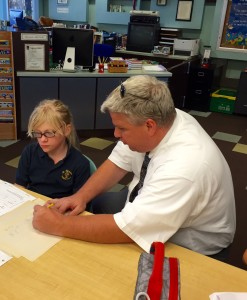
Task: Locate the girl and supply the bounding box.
[16,99,90,198]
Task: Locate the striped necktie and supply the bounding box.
[129,152,151,203]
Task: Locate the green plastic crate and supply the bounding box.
[210,89,237,114]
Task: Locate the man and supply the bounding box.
[33,75,236,258]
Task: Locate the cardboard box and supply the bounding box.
[108,60,128,73]
[210,89,237,114]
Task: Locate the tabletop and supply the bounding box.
[0,190,246,300]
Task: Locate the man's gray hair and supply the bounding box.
[101,75,176,127]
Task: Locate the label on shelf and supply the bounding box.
[0,58,11,64]
[0,93,14,99]
[0,86,13,91]
[0,102,14,108]
[0,49,11,55]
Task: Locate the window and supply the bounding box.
[8,0,33,18]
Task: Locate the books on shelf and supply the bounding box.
[109,57,124,61]
[125,58,143,70]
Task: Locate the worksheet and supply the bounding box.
[0,198,62,261]
[0,179,35,216]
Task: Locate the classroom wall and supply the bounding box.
[1,0,246,81]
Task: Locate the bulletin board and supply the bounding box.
[217,0,247,52]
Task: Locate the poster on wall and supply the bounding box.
[219,0,247,51]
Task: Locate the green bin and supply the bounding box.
[210,89,237,114]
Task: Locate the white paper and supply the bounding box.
[21,33,48,41]
[0,198,62,261]
[57,7,69,14]
[0,179,35,216]
[24,44,45,71]
[142,65,166,72]
[0,250,12,266]
[209,292,247,300]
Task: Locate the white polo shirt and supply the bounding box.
[110,109,236,254]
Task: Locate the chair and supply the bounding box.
[83,155,97,175]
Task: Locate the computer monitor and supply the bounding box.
[52,27,94,70]
[9,9,23,26]
[126,22,160,53]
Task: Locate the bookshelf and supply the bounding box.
[0,31,17,140]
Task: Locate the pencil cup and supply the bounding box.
[98,63,104,73]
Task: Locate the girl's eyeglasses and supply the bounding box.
[31,130,58,138]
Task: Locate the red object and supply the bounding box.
[147,242,164,300]
[201,62,209,68]
[147,242,179,300]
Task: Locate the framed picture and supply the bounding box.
[57,0,68,4]
[176,0,194,21]
[157,0,167,5]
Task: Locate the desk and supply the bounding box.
[0,191,247,300]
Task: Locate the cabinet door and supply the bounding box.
[186,65,216,112]
[59,78,96,130]
[95,77,122,129]
[19,77,58,132]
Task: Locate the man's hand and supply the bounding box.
[46,195,86,216]
[32,205,64,235]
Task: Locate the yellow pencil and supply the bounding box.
[47,203,55,208]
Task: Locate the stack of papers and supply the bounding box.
[142,65,166,72]
[125,58,143,70]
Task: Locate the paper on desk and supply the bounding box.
[142,65,166,72]
[0,250,12,266]
[0,198,62,261]
[210,292,247,300]
[0,179,35,216]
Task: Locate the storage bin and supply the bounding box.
[108,60,128,73]
[210,89,237,114]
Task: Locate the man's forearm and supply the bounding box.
[73,159,128,205]
[58,214,133,244]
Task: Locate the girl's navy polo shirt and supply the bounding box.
[16,142,90,198]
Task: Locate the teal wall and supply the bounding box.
[0,1,8,20]
[48,0,88,22]
[150,0,205,29]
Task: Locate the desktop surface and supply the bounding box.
[0,190,247,300]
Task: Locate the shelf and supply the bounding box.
[0,122,16,139]
[0,30,17,140]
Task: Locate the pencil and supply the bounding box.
[47,203,55,208]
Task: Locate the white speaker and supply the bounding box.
[63,47,76,72]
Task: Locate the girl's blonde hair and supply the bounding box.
[27,99,80,150]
